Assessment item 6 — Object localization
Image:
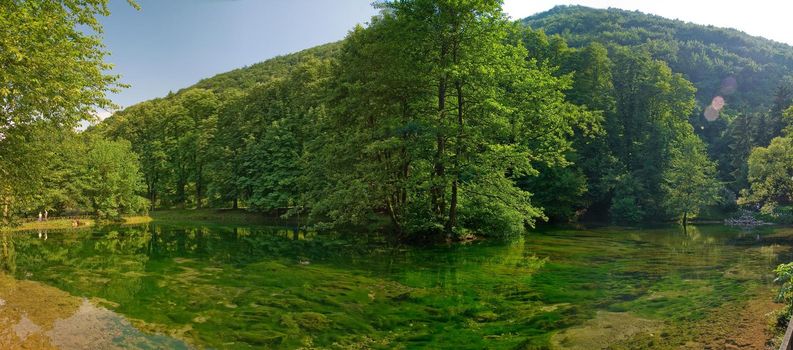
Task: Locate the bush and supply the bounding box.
[458,195,527,239]
[757,205,793,224]
[774,262,793,326]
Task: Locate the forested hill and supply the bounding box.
[98,2,793,237]
[188,42,341,93]
[193,6,793,110]
[523,5,793,110]
[523,5,793,195]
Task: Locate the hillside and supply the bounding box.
[100,3,793,227]
[523,5,793,112]
[133,6,793,124]
[130,6,793,115]
[523,5,793,192]
[184,41,341,93]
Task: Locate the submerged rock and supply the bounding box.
[0,273,192,349]
[549,311,661,350]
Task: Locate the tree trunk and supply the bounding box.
[447,180,458,232]
[176,176,186,209]
[432,79,447,221]
[233,197,238,209]
[447,80,464,234]
[195,165,203,209]
[682,212,688,226]
[150,192,157,211]
[2,197,9,226]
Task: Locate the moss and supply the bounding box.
[549,311,662,350]
[293,312,331,331]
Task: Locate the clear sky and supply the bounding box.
[99,0,793,115]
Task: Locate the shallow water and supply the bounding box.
[0,223,791,349]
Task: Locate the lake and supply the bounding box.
[0,223,790,349]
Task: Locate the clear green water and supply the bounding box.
[1,223,791,349]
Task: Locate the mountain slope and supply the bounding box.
[183,41,341,93]
[101,5,793,221]
[136,6,793,114]
[523,5,793,111]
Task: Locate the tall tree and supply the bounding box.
[80,136,147,219]
[739,137,793,213]
[606,47,697,223]
[0,0,132,225]
[661,134,721,225]
[309,0,594,238]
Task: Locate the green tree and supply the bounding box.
[206,89,247,208]
[0,0,130,128]
[661,134,721,225]
[739,137,793,213]
[100,99,170,209]
[607,47,697,223]
[309,0,594,238]
[0,0,133,225]
[81,137,148,219]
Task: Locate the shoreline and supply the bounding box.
[0,216,152,233]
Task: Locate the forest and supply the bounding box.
[7,1,793,349]
[4,2,793,240]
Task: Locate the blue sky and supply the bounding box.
[99,0,793,115]
[99,0,378,114]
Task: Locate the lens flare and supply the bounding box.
[704,96,725,121]
[711,96,725,111]
[704,105,719,121]
[720,76,737,95]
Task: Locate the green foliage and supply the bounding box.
[81,137,148,219]
[0,0,125,128]
[518,162,587,222]
[94,3,793,232]
[305,0,595,238]
[523,5,793,112]
[609,173,646,224]
[191,43,340,93]
[739,136,793,213]
[756,205,793,225]
[102,1,747,233]
[661,134,722,223]
[775,262,793,325]
[0,125,147,223]
[0,0,136,225]
[523,5,793,195]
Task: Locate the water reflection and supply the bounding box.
[0,223,790,349]
[0,273,189,349]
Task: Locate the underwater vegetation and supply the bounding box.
[0,223,789,349]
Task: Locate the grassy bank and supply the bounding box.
[0,216,152,232]
[0,218,95,232]
[149,208,294,226]
[1,210,286,232]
